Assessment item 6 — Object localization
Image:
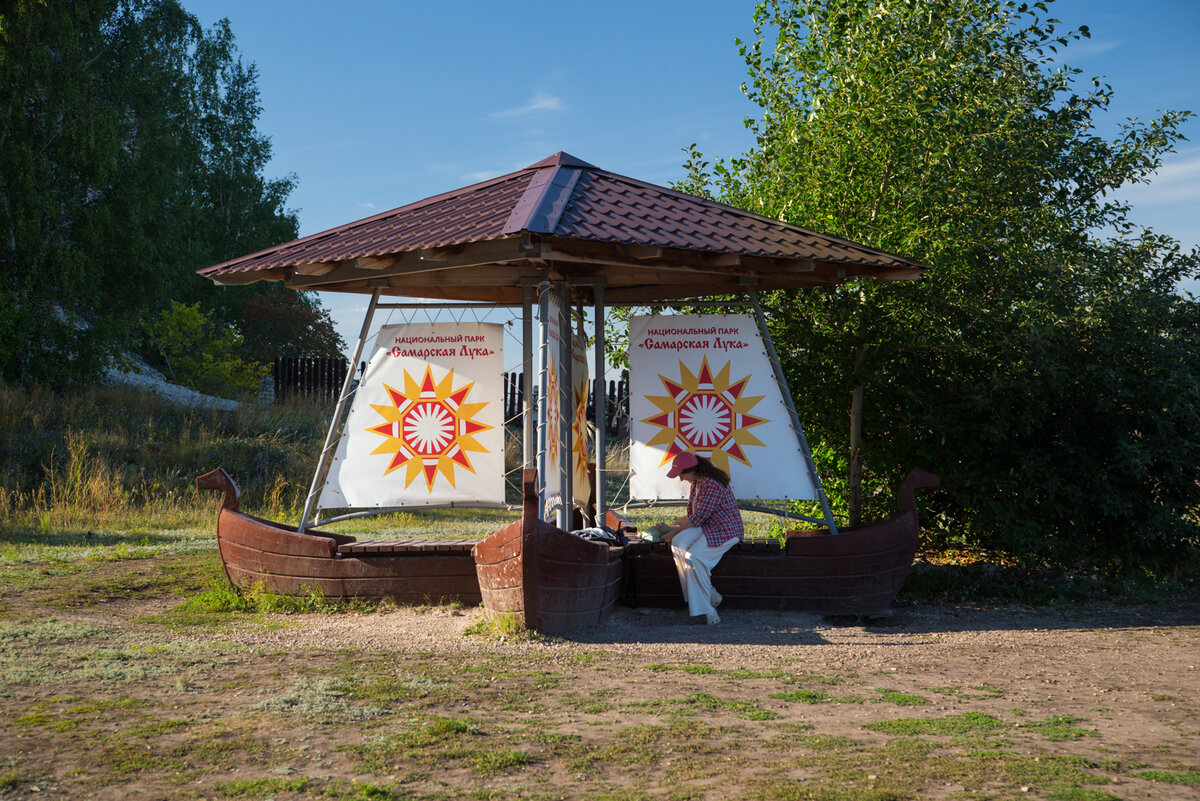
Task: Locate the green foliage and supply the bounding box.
[235,286,346,363]
[0,0,340,388]
[680,0,1200,576]
[147,301,266,399]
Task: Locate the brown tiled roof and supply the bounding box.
[199,152,927,303]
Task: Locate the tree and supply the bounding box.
[0,0,339,387]
[681,0,1200,574]
[148,300,265,398]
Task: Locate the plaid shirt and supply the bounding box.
[688,477,744,547]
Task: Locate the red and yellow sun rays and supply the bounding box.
[640,356,768,475]
[572,380,590,486]
[365,365,493,491]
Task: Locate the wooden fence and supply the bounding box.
[273,357,348,403]
[272,361,630,438]
[502,372,629,438]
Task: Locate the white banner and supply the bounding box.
[538,289,565,515]
[628,314,819,501]
[319,322,504,508]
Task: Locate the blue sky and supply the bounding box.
[183,0,1200,351]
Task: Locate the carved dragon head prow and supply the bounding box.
[897,467,940,516]
[196,467,241,512]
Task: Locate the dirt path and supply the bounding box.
[3,565,1199,800]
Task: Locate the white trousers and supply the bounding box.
[670,527,738,618]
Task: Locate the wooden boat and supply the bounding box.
[623,468,940,617]
[196,467,481,605]
[472,469,624,635]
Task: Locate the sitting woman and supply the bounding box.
[660,452,744,624]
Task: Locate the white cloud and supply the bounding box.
[1122,149,1200,205]
[489,91,565,119]
[1069,39,1121,60]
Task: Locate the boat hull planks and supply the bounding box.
[473,470,623,635]
[200,467,938,620]
[198,469,483,605]
[626,510,918,616]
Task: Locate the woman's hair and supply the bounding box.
[689,455,730,487]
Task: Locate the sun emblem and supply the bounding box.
[572,380,589,484]
[640,357,768,474]
[366,366,493,491]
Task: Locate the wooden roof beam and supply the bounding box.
[293,262,336,276]
[284,238,531,290]
[419,245,463,262]
[626,244,663,260]
[205,268,285,286]
[353,256,396,270]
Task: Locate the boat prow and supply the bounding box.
[473,469,624,635]
[197,467,481,605]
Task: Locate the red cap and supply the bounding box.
[666,452,699,478]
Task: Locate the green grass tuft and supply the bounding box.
[865,712,1008,736]
[771,689,863,704]
[462,611,542,641]
[875,688,928,706]
[1130,769,1200,786]
[212,776,312,797]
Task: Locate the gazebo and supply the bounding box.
[198,152,936,629]
[201,151,926,531]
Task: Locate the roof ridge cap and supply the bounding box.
[525,151,597,170]
[502,163,584,235]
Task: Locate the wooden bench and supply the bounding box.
[625,538,782,554]
[336,539,479,556]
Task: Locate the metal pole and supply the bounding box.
[748,288,840,535]
[557,284,572,531]
[521,283,535,469]
[593,280,607,527]
[537,271,551,518]
[299,287,382,533]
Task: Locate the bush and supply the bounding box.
[147,301,266,400]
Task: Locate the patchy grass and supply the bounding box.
[48,551,220,609]
[929,683,1005,700]
[211,777,312,797]
[649,692,781,721]
[340,715,533,779]
[770,689,864,704]
[256,677,390,722]
[1131,769,1200,785]
[865,712,1009,737]
[1024,715,1100,742]
[875,688,928,706]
